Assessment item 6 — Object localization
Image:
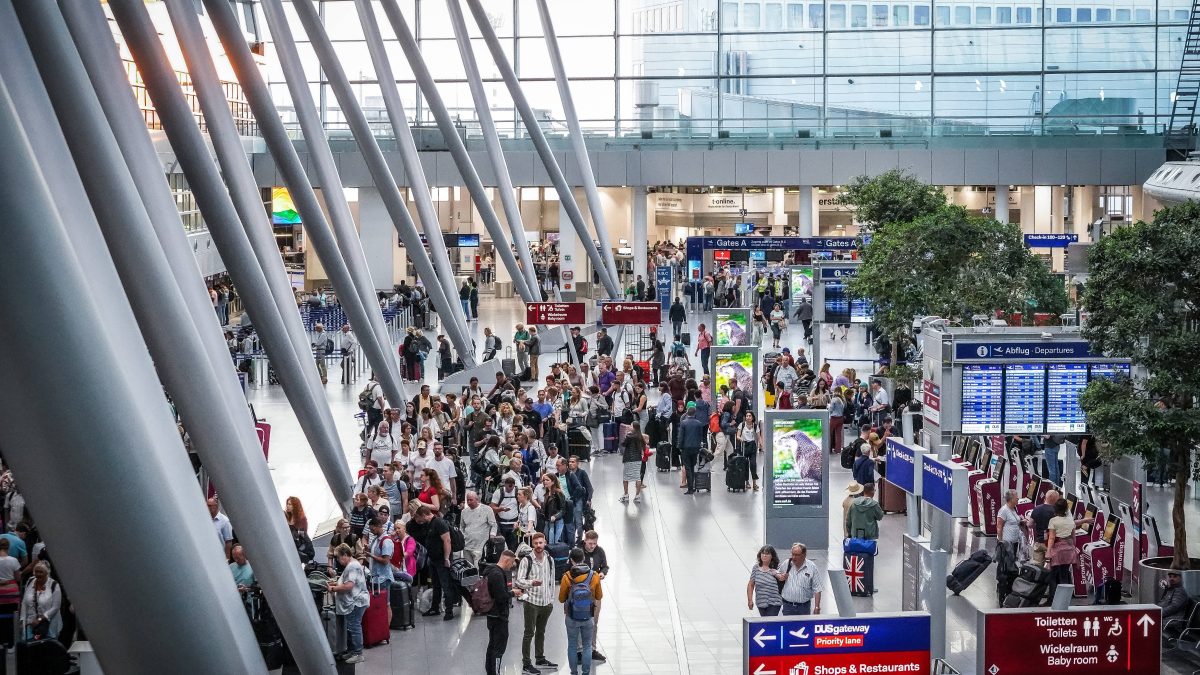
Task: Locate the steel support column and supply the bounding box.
[267,0,478,365]
[109,0,355,514]
[377,0,539,303]
[163,0,408,403]
[442,0,541,298]
[0,71,265,675]
[464,0,622,299]
[52,3,335,673]
[533,0,622,291]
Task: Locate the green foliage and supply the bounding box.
[1022,257,1071,319]
[1079,202,1200,569]
[850,205,1046,338]
[837,169,947,233]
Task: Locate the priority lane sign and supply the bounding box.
[744,613,931,675]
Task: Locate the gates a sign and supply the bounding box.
[979,605,1161,675]
[525,302,585,325]
[745,613,931,675]
[600,302,661,325]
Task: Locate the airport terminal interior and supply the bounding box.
[2,1,1200,674]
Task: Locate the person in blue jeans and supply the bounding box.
[558,549,603,675]
[1042,435,1062,486]
[328,544,370,665]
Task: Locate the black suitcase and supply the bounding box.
[390,580,416,630]
[656,441,672,471]
[946,549,993,595]
[726,455,750,491]
[1096,578,1122,605]
[17,639,71,675]
[548,542,571,579]
[568,428,591,461]
[602,422,619,453]
[450,558,478,584]
[681,332,691,346]
[694,463,712,492]
[1003,574,1049,607]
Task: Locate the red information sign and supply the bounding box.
[525,302,585,325]
[922,379,941,426]
[601,302,662,325]
[714,250,731,261]
[980,606,1161,675]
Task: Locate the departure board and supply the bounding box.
[1002,364,1046,434]
[1046,363,1088,433]
[1090,363,1131,380]
[961,365,1003,434]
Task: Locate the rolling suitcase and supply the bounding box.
[548,542,571,580]
[946,549,993,595]
[656,441,673,471]
[389,580,415,630]
[693,460,712,492]
[362,582,390,648]
[843,538,877,597]
[16,639,71,675]
[568,427,591,461]
[501,347,517,376]
[878,477,908,514]
[322,607,348,656]
[603,422,619,453]
[1002,563,1053,607]
[726,455,750,491]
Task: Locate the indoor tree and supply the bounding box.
[1078,202,1200,571]
[850,204,1069,374]
[837,169,947,233]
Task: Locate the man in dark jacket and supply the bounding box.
[795,297,814,343]
[668,298,686,339]
[485,550,519,675]
[567,457,594,545]
[1158,570,1190,622]
[678,407,708,494]
[595,328,614,358]
[852,444,876,488]
[635,275,646,301]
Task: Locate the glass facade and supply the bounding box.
[264,0,1186,139]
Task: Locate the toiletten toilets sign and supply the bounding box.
[745,613,931,675]
[978,605,1161,675]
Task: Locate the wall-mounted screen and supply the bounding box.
[1002,364,1046,434]
[1089,363,1131,380]
[713,351,755,399]
[823,280,872,324]
[961,365,1003,434]
[770,417,825,507]
[735,222,755,235]
[1046,363,1088,433]
[271,187,301,226]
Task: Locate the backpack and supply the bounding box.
[358,383,376,411]
[708,413,722,434]
[492,335,502,352]
[449,523,466,553]
[468,575,494,614]
[579,338,588,354]
[565,571,595,621]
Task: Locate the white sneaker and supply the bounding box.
[344,654,365,664]
[633,495,642,503]
[618,495,629,503]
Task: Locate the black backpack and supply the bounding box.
[841,438,864,470]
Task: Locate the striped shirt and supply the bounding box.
[749,566,783,608]
[514,551,556,607]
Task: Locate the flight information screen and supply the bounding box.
[1046,363,1088,433]
[1090,363,1131,380]
[1003,364,1046,434]
[961,365,1003,434]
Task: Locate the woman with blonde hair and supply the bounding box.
[20,562,60,641]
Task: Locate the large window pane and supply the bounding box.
[828,31,932,74]
[934,29,1042,73]
[826,76,931,134]
[1043,72,1156,132]
[620,34,718,78]
[721,33,824,77]
[722,77,824,135]
[933,75,1042,131]
[618,78,717,137]
[518,36,616,79]
[519,0,612,36]
[1044,27,1156,71]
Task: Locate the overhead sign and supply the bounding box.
[884,438,924,496]
[656,267,673,310]
[954,341,1094,361]
[1024,233,1079,248]
[690,236,858,252]
[979,605,1161,675]
[745,613,931,675]
[600,302,661,325]
[818,265,859,280]
[525,302,585,325]
[922,380,941,426]
[921,455,969,517]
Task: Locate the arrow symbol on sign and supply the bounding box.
[1137,614,1156,637]
[753,665,776,675]
[753,628,777,648]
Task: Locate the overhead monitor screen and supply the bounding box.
[1002,364,1046,434]
[823,280,873,324]
[1046,363,1088,433]
[961,365,1003,434]
[735,222,755,235]
[1089,363,1131,380]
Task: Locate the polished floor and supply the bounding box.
[246,295,1200,674]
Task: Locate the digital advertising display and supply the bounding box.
[770,417,825,507]
[714,309,750,346]
[746,614,932,675]
[713,351,755,399]
[734,222,755,235]
[1002,363,1046,434]
[789,266,813,305]
[271,187,301,226]
[1047,363,1088,433]
[961,364,1003,434]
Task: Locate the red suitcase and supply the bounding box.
[362,582,390,648]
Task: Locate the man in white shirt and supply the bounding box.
[460,491,498,567]
[427,444,459,505]
[208,497,234,561]
[490,477,521,550]
[869,380,891,429]
[339,324,358,384]
[408,442,431,488]
[777,543,823,616]
[502,457,528,487]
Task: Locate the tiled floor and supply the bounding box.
[248,296,1200,674]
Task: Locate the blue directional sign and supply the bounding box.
[656,267,673,310]
[1024,233,1079,248]
[818,265,860,281]
[953,340,1094,361]
[921,455,969,517]
[745,614,931,674]
[884,438,924,496]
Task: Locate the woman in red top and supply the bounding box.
[416,468,444,512]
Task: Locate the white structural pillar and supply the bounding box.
[1072,186,1094,243]
[994,184,1010,224]
[798,186,814,237]
[770,187,786,235]
[359,188,397,289]
[558,199,578,301]
[633,187,648,283]
[1050,185,1067,271]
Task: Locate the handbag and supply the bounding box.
[843,537,878,556]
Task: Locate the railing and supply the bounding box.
[124,58,257,137]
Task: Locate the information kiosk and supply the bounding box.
[1016,472,1043,519]
[974,453,1007,537]
[1082,513,1125,598]
[1068,501,1101,597]
[1142,513,1174,558]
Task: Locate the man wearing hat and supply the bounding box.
[678,406,708,494]
[841,481,864,538]
[1158,570,1190,623]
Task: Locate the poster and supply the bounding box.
[789,266,813,304]
[714,351,754,396]
[715,310,750,346]
[770,418,824,507]
[271,187,300,225]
